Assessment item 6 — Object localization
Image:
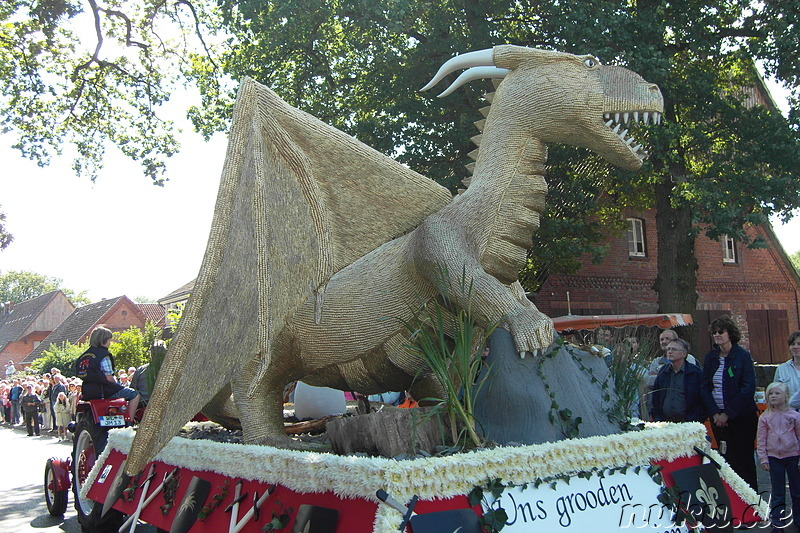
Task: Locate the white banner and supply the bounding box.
[482,467,692,532]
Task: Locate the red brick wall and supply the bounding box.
[1,332,51,367]
[536,211,800,358]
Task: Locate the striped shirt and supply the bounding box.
[712,363,725,410]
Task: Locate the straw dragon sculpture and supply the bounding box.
[127,45,663,474]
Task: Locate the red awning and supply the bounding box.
[552,313,693,332]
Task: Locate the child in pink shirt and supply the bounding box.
[758,381,800,530]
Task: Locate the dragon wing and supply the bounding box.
[126,78,451,475]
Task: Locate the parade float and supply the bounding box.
[45,45,768,532]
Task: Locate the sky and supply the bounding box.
[1,78,799,304]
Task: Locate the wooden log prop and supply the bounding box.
[284,416,333,435]
[473,329,622,445]
[326,407,448,457]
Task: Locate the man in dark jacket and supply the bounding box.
[75,326,140,416]
[20,384,42,436]
[651,338,706,423]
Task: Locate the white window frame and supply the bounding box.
[722,235,737,263]
[626,218,646,257]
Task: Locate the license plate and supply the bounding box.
[99,415,125,427]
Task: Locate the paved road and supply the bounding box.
[0,421,155,533]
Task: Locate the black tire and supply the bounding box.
[44,458,68,516]
[71,414,125,532]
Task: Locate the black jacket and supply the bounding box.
[651,361,707,422]
[20,393,42,415]
[75,346,124,400]
[701,344,757,420]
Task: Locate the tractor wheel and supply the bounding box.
[72,415,125,532]
[44,458,68,516]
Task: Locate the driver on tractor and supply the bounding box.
[75,326,140,420]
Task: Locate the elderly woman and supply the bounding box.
[777,331,800,399]
[701,316,758,490]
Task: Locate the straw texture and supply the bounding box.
[126,46,663,476]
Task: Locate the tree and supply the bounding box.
[111,322,161,370]
[188,0,800,349]
[0,205,12,251]
[30,341,87,377]
[0,269,90,306]
[1,0,224,183]
[8,2,800,350]
[790,250,800,274]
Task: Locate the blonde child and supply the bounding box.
[53,391,71,441]
[757,381,800,530]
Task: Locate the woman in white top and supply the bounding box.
[776,331,800,406]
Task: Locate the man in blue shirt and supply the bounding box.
[9,378,23,425]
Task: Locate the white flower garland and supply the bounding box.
[81,422,767,532]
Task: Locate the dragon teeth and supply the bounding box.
[604,111,663,125]
[605,119,614,127]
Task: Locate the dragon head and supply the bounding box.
[421,46,664,171]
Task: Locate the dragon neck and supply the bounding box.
[461,127,549,286]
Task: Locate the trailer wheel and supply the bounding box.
[72,415,124,532]
[44,458,68,516]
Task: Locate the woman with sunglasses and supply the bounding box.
[701,315,758,490]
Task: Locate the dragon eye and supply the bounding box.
[584,57,598,68]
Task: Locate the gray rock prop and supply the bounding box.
[473,329,622,445]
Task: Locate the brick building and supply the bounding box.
[536,211,800,364]
[0,291,75,366]
[23,295,147,364]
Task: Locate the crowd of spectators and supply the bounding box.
[0,360,147,439]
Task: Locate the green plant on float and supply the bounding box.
[400,265,497,450]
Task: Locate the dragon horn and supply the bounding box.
[420,48,495,92]
[436,66,509,98]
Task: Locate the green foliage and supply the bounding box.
[111,321,162,370]
[0,0,223,182]
[790,250,800,273]
[0,269,89,306]
[0,205,12,251]
[30,341,87,377]
[468,478,509,532]
[146,340,167,394]
[201,0,800,304]
[7,1,800,318]
[166,301,185,330]
[402,265,496,449]
[607,349,648,424]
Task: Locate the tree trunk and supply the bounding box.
[653,179,701,353]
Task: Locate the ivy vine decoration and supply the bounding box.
[468,478,508,533]
[657,484,703,532]
[535,344,583,438]
[261,499,294,532]
[121,473,140,502]
[198,479,230,521]
[160,470,182,515]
